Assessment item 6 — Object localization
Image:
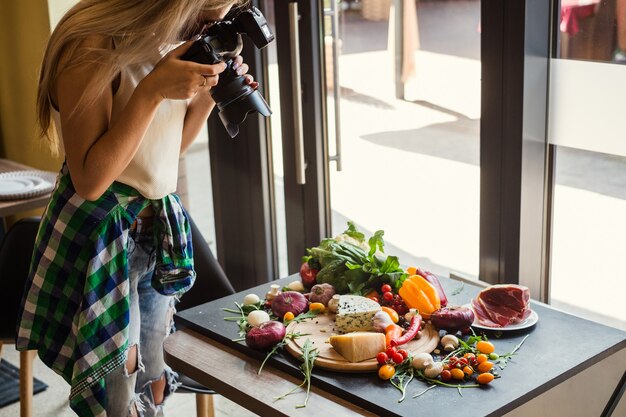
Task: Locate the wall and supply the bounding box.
[0,0,61,171]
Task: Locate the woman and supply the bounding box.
[16,0,251,415]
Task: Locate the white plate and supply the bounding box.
[0,170,56,201]
[468,304,539,331]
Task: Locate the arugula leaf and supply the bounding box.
[344,221,365,242]
[273,338,318,408]
[368,230,385,257]
[389,358,415,402]
[305,222,407,295]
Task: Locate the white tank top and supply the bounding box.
[51,59,188,199]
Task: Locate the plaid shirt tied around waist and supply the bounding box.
[16,166,195,416]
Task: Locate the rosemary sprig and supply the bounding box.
[258,332,309,375]
[274,339,318,408]
[451,282,465,296]
[222,301,265,337]
[495,334,529,369]
[283,310,319,326]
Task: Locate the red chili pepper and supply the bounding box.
[390,314,422,347]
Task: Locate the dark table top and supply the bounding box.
[174,274,626,417]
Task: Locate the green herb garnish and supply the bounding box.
[494,334,529,369]
[274,339,318,408]
[389,357,414,402]
[258,332,307,375]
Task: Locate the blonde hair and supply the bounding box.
[37,0,247,151]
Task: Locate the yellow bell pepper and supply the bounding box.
[398,275,441,319]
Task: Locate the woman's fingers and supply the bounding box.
[244,74,259,89]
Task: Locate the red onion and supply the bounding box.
[430,306,475,332]
[271,291,309,318]
[245,320,286,350]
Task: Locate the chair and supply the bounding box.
[0,215,234,417]
[175,215,237,417]
[0,217,41,417]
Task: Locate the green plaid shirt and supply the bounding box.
[16,166,195,416]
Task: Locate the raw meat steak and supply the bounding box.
[472,284,531,328]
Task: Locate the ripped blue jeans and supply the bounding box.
[104,222,179,416]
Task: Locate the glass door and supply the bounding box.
[324,0,482,278]
[271,0,481,278]
[547,0,626,330]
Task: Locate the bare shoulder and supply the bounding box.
[52,35,115,108]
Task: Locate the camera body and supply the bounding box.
[181,6,275,137]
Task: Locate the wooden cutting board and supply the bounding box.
[285,313,439,372]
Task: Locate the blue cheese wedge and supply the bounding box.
[335,295,381,333]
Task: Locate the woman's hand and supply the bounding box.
[231,55,259,89]
[139,40,227,101]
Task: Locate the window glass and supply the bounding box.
[550,147,626,331]
[325,0,481,278]
[558,0,625,65]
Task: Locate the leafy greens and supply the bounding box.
[303,222,407,295]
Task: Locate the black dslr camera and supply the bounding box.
[181,6,274,137]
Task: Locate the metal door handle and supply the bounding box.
[289,2,306,185]
[326,0,342,171]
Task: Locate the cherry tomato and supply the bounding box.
[299,262,318,288]
[476,341,495,354]
[386,346,398,358]
[368,296,380,304]
[440,369,452,382]
[309,302,325,313]
[477,372,495,385]
[382,291,394,302]
[463,365,474,376]
[477,361,494,373]
[283,312,295,321]
[391,352,404,364]
[376,352,389,365]
[398,349,409,359]
[381,284,392,293]
[476,354,489,364]
[450,368,465,380]
[464,353,476,360]
[378,364,395,380]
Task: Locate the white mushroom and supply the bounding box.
[441,334,459,351]
[247,310,271,327]
[424,361,444,378]
[411,353,434,370]
[243,293,260,305]
[286,281,305,292]
[327,294,341,313]
[265,284,282,301]
[404,308,418,321]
